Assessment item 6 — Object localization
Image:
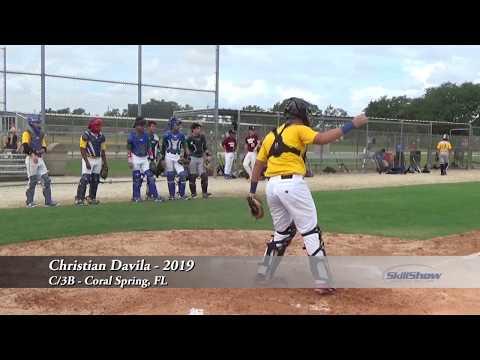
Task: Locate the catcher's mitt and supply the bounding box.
[155,160,165,177]
[100,163,109,180]
[178,157,190,166]
[247,195,264,220]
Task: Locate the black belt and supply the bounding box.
[267,175,296,180]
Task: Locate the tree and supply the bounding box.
[104,108,121,117]
[128,98,192,118]
[323,104,348,117]
[364,82,480,123]
[56,108,71,114]
[72,108,87,115]
[242,105,265,112]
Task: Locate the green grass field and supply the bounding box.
[65,159,131,177]
[1,182,479,246]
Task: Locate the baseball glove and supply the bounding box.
[178,157,190,166]
[155,160,165,177]
[100,163,109,180]
[247,195,264,220]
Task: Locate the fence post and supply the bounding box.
[40,45,46,124]
[137,45,142,117]
[213,45,220,179]
[427,122,433,169]
[71,117,74,159]
[468,123,473,169]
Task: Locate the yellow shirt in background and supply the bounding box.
[257,123,317,177]
[437,140,452,153]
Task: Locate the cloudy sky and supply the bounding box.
[2,45,480,115]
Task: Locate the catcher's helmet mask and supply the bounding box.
[284,97,313,127]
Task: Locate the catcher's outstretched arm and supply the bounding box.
[313,113,368,145]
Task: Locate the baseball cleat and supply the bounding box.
[26,202,39,208]
[131,198,142,203]
[153,197,165,203]
[191,193,198,199]
[45,202,59,207]
[86,197,100,205]
[179,195,190,201]
[202,192,212,199]
[168,196,176,201]
[74,199,86,206]
[314,286,336,295]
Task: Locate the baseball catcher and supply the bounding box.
[74,117,108,206]
[145,120,165,200]
[186,122,212,199]
[21,115,58,208]
[248,97,368,295]
[160,117,190,200]
[127,117,163,202]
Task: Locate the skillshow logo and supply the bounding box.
[383,264,442,282]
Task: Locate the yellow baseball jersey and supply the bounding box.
[257,123,317,177]
[21,131,47,148]
[437,140,452,153]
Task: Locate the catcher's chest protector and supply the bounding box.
[26,129,46,152]
[267,124,301,159]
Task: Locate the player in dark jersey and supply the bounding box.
[146,121,162,199]
[74,117,107,205]
[186,122,211,199]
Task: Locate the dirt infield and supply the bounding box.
[0,229,479,315]
[1,169,480,208]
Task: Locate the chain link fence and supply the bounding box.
[2,110,479,176]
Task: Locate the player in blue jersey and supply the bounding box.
[127,117,163,203]
[160,117,189,200]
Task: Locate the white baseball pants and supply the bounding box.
[224,152,235,176]
[243,151,257,178]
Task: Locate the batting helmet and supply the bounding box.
[283,97,313,126]
[442,134,449,140]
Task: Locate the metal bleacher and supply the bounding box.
[0,151,27,181]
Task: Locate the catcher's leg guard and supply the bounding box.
[26,175,38,205]
[166,171,176,198]
[145,169,159,199]
[302,226,333,287]
[257,223,297,280]
[132,170,142,200]
[189,174,197,196]
[200,173,208,194]
[40,174,53,205]
[76,173,91,201]
[89,173,100,200]
[178,171,187,197]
